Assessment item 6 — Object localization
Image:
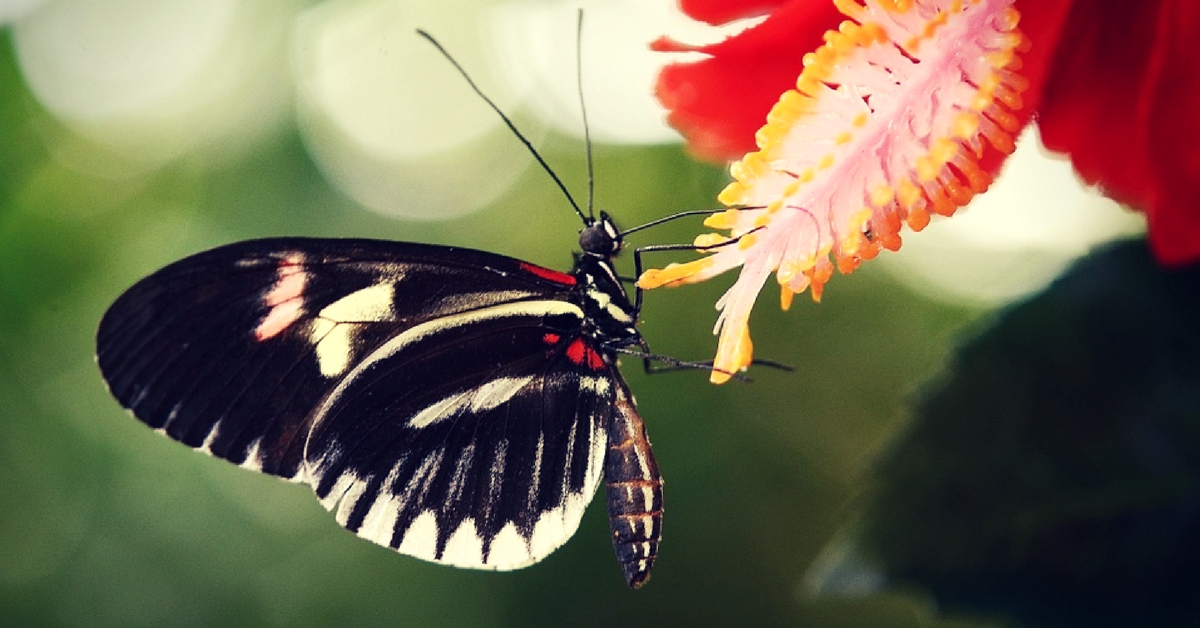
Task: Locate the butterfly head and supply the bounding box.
[579,211,623,259]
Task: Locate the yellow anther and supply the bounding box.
[637,258,715,289]
[693,233,729,249]
[777,259,801,283]
[1000,6,1021,29]
[930,137,958,164]
[862,22,888,43]
[703,209,740,230]
[870,184,895,207]
[985,50,1014,70]
[849,208,873,231]
[830,29,857,55]
[756,124,787,150]
[953,112,980,138]
[813,44,838,69]
[711,326,753,385]
[897,176,922,208]
[797,74,825,98]
[767,107,798,128]
[916,154,940,182]
[731,152,767,180]
[780,285,795,311]
[833,0,864,18]
[877,0,913,13]
[971,91,995,111]
[717,182,747,205]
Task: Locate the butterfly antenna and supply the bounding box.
[416,29,587,224]
[575,9,595,223]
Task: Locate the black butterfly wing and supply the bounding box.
[302,298,618,570]
[96,238,579,481]
[98,236,664,581]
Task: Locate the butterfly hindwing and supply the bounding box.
[96,238,577,481]
[304,299,616,569]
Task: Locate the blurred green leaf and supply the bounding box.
[855,240,1200,628]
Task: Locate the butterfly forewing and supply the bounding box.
[97,238,576,480]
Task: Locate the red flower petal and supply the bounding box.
[1145,1,1200,264]
[1035,0,1200,265]
[655,0,843,161]
[676,0,791,26]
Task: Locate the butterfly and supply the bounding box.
[96,211,663,588]
[95,27,667,589]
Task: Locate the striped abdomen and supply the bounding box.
[604,391,664,588]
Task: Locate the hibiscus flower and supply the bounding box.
[641,0,1200,383]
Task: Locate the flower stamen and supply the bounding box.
[643,0,1030,381]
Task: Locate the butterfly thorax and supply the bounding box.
[572,255,637,344]
[573,213,639,349]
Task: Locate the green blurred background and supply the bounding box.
[3,3,1194,627]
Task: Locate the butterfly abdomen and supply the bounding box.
[604,388,663,589]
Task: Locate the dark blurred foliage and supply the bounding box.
[857,241,1200,628]
[3,21,1192,628]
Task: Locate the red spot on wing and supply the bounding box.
[565,338,606,370]
[565,338,585,363]
[586,346,605,370]
[519,262,577,286]
[542,333,561,345]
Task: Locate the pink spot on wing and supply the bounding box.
[254,254,307,341]
[255,300,304,341]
